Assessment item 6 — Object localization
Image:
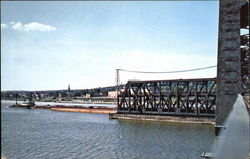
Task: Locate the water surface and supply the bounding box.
[1,102,214,159]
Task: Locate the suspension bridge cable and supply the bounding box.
[118,65,217,74]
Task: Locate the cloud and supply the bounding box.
[12,22,22,30]
[23,22,56,31]
[10,22,56,32]
[1,24,8,29]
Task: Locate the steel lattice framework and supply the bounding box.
[240,2,249,105]
[118,78,216,117]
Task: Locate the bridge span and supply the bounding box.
[117,78,217,117]
[117,77,249,118]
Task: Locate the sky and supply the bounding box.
[1,1,219,91]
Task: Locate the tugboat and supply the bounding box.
[11,92,35,109]
[22,99,35,109]
[25,93,35,109]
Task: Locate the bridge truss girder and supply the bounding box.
[240,1,249,105]
[118,78,216,117]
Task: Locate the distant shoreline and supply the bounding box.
[55,100,117,105]
[1,99,117,105]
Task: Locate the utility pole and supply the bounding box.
[116,69,120,102]
[116,69,120,88]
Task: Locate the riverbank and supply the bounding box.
[2,98,117,105]
[56,101,116,105]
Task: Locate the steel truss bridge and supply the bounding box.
[117,77,249,117]
[117,78,217,117]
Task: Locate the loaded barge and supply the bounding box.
[10,103,117,114]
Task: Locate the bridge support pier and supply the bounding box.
[216,0,242,131]
[202,1,249,158]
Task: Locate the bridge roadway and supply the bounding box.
[117,77,249,117]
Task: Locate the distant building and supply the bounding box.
[108,91,118,98]
[92,92,105,97]
[85,94,91,98]
[33,93,39,100]
[58,93,62,98]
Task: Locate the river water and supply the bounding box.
[1,101,214,159]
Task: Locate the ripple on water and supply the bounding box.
[2,107,214,159]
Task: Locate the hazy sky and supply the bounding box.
[1,1,219,91]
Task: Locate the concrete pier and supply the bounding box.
[109,113,215,125]
[216,0,242,126]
